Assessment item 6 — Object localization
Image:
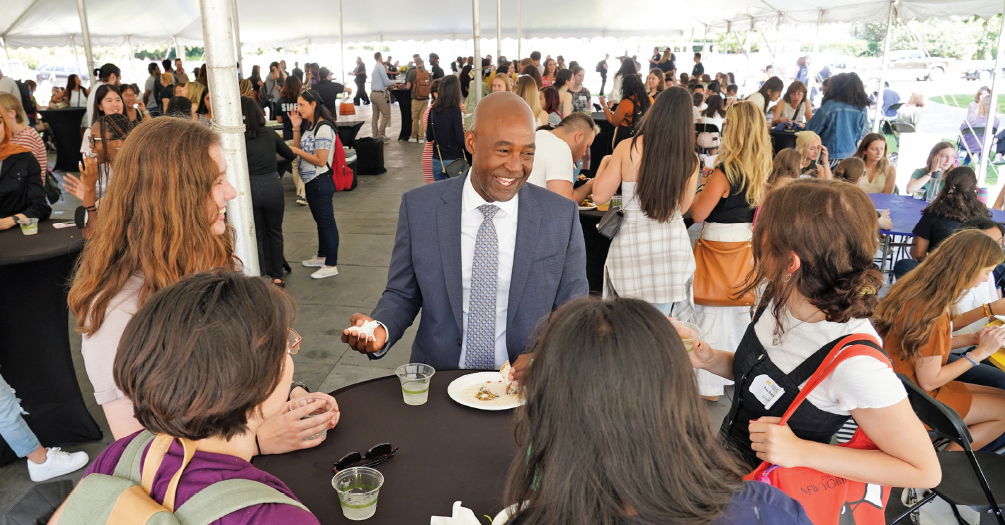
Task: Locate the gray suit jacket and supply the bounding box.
[369,173,589,370]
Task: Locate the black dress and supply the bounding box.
[0,152,50,220]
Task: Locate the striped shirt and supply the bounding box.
[14,127,46,183]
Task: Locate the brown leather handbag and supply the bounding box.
[692,230,755,307]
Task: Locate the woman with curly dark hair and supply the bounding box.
[806,72,870,164]
[893,166,991,278]
[599,74,652,149]
[690,180,940,494]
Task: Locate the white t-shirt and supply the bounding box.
[0,76,21,106]
[955,275,999,336]
[753,305,906,416]
[526,129,573,190]
[298,123,336,184]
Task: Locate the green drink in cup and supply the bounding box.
[332,467,384,520]
[670,320,701,353]
[287,394,335,440]
[19,217,38,236]
[395,363,435,405]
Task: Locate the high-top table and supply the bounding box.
[0,220,102,466]
[37,108,86,172]
[254,370,517,524]
[869,193,1005,271]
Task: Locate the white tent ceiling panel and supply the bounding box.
[1,0,1001,49]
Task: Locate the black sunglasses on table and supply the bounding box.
[333,443,398,473]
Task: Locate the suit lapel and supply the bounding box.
[438,175,466,334]
[507,185,541,327]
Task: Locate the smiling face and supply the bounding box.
[100,91,123,115]
[121,88,137,107]
[208,145,237,235]
[465,94,537,203]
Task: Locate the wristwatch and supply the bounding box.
[289,381,310,400]
[11,216,20,225]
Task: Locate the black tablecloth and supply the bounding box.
[390,89,413,142]
[38,108,86,172]
[254,370,516,524]
[0,220,102,466]
[584,112,615,178]
[335,121,365,149]
[770,130,798,157]
[579,209,611,293]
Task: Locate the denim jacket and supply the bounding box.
[806,100,869,160]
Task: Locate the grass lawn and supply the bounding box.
[930,94,1005,115]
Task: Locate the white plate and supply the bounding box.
[578,206,596,211]
[447,372,525,411]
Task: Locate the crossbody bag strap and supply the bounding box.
[431,118,445,164]
[173,479,310,525]
[778,334,891,426]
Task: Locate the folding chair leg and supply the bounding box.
[948,502,973,525]
[891,490,938,524]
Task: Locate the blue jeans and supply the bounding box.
[893,258,920,280]
[305,175,339,266]
[431,158,456,181]
[0,372,41,458]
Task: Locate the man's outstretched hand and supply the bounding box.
[341,313,387,354]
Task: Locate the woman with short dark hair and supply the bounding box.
[501,297,812,525]
[52,270,324,524]
[771,80,812,127]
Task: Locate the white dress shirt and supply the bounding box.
[458,173,519,369]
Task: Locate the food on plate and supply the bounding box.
[475,386,498,401]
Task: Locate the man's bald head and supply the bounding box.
[470,91,535,132]
[464,92,537,203]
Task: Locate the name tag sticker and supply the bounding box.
[749,374,785,410]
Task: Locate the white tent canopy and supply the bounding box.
[2,0,1002,49]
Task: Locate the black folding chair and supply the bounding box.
[892,374,1005,525]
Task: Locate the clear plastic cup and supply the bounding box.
[288,394,335,440]
[19,218,38,236]
[332,467,384,520]
[395,363,435,405]
[670,320,701,353]
[610,195,622,208]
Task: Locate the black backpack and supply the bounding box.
[595,60,606,73]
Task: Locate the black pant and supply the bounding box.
[250,174,286,279]
[599,74,607,97]
[354,79,370,105]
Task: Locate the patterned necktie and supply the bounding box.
[465,204,500,370]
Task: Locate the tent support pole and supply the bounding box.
[173,36,182,63]
[496,0,502,64]
[2,38,12,72]
[516,0,521,59]
[813,10,824,54]
[472,0,482,106]
[978,2,1005,189]
[871,1,896,133]
[199,0,259,276]
[71,37,82,78]
[338,0,345,84]
[230,0,243,76]
[127,36,138,84]
[76,0,95,88]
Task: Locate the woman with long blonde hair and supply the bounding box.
[68,118,338,452]
[876,229,1005,451]
[515,75,547,127]
[186,81,205,116]
[689,100,773,400]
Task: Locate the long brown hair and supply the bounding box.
[504,297,744,525]
[769,148,801,188]
[280,74,303,102]
[876,229,1004,363]
[853,133,891,179]
[738,179,883,338]
[69,118,237,336]
[718,100,772,207]
[632,86,697,223]
[921,166,991,222]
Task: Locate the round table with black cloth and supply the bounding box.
[254,370,517,524]
[769,129,798,157]
[584,112,615,178]
[0,220,102,466]
[335,121,366,149]
[38,108,86,172]
[390,88,413,142]
[579,208,612,294]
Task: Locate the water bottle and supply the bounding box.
[925,170,942,202]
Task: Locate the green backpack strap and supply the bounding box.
[113,430,157,483]
[173,479,310,525]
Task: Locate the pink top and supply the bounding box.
[84,431,319,524]
[13,127,46,183]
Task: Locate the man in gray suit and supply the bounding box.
[342,92,588,380]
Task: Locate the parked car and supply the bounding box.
[884,50,953,81]
[961,60,1000,81]
[35,64,90,86]
[3,60,37,84]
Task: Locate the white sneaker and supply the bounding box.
[27,448,89,482]
[302,256,326,267]
[408,138,418,143]
[311,266,339,279]
[381,136,390,143]
[418,138,426,143]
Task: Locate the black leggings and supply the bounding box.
[354,79,370,104]
[250,174,286,279]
